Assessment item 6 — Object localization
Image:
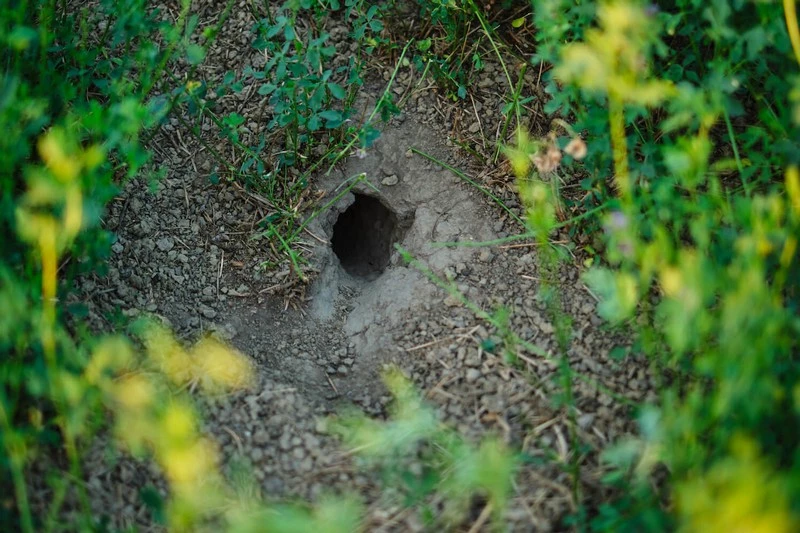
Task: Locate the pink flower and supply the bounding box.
[531,144,562,175]
[564,137,588,160]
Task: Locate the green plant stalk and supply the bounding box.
[608,96,632,206]
[142,0,236,146]
[166,71,274,174]
[0,399,33,533]
[11,0,27,25]
[271,225,305,281]
[398,58,433,109]
[39,0,55,68]
[431,201,612,248]
[399,246,638,407]
[173,112,240,174]
[141,0,193,95]
[466,0,513,95]
[44,475,69,533]
[494,64,527,164]
[784,0,800,67]
[267,173,377,280]
[40,242,93,526]
[410,147,525,227]
[398,244,539,354]
[451,137,488,164]
[534,199,582,517]
[465,0,523,156]
[549,277,582,517]
[559,351,582,512]
[722,107,749,197]
[326,39,413,172]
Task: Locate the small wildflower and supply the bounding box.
[617,239,634,258]
[354,147,367,159]
[531,144,562,175]
[604,211,629,234]
[38,128,80,183]
[564,137,588,160]
[192,335,254,391]
[186,80,202,94]
[660,267,683,297]
[645,4,660,17]
[114,374,154,410]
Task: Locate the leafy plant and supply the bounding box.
[330,368,517,530]
[521,0,800,529]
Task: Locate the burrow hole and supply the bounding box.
[331,193,398,280]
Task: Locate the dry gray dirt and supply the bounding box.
[30,2,659,531]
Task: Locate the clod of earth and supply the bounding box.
[331,193,398,280]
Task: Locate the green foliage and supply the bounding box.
[521,0,800,529]
[330,368,517,529]
[199,0,387,179]
[402,0,488,100]
[248,8,351,166]
[5,0,800,530]
[0,0,194,529]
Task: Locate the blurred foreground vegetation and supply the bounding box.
[1,0,799,531]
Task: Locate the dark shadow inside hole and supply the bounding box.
[331,194,398,280]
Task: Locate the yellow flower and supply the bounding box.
[677,436,797,533]
[82,144,106,170]
[85,336,133,385]
[503,129,538,177]
[161,438,218,487]
[660,267,682,297]
[38,128,81,183]
[114,374,154,410]
[787,166,800,218]
[142,323,197,385]
[186,80,202,94]
[161,402,196,443]
[192,336,254,391]
[63,185,83,243]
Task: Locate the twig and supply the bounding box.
[466,503,492,533]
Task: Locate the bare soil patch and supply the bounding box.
[35,2,657,530]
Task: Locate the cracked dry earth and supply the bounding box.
[30,2,660,532]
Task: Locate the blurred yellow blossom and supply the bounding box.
[37,127,81,183]
[82,144,106,170]
[161,438,218,487]
[141,322,254,391]
[503,129,539,177]
[191,335,255,391]
[114,374,155,411]
[186,80,202,94]
[141,322,197,384]
[63,185,83,241]
[161,402,196,442]
[660,267,682,298]
[677,436,796,533]
[787,166,800,217]
[85,336,133,385]
[555,2,675,106]
[781,236,797,268]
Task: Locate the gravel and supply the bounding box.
[32,1,659,531]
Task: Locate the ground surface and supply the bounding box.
[31,2,658,531]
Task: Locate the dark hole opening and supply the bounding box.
[331,194,397,279]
